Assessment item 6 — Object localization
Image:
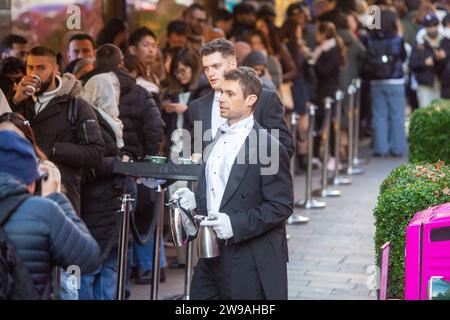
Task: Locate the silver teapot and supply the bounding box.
[166,198,197,247]
[194,216,220,259]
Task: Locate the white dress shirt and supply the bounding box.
[210,91,227,140]
[206,114,254,214]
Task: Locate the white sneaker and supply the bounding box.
[287,214,310,225]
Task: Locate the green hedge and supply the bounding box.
[409,99,450,163]
[374,161,450,299]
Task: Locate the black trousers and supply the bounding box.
[190,244,266,300]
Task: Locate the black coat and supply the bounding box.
[82,67,165,160]
[440,38,450,99]
[80,110,125,253]
[161,76,211,156]
[187,89,295,159]
[314,46,341,104]
[410,38,448,86]
[1,173,101,297]
[192,122,293,299]
[10,74,105,215]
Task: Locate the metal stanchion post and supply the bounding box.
[313,97,341,197]
[295,104,326,209]
[330,90,352,186]
[150,185,165,300]
[346,84,364,175]
[288,111,310,224]
[184,181,197,299]
[116,194,133,300]
[290,111,297,176]
[353,78,368,166]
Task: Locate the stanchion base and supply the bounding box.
[295,199,327,209]
[287,214,309,225]
[329,176,352,186]
[164,293,188,300]
[353,157,369,166]
[312,188,342,198]
[347,166,364,175]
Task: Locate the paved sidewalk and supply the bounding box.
[130,148,407,300]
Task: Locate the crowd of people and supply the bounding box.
[0,0,450,300]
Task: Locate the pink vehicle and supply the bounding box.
[405,202,450,300]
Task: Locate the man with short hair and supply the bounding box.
[9,46,105,215]
[173,67,293,299]
[67,33,96,63]
[128,27,160,85]
[166,20,188,52]
[183,3,209,47]
[188,38,295,159]
[1,34,29,63]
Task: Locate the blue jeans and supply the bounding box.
[78,250,118,300]
[371,83,407,155]
[59,268,79,300]
[133,235,167,271]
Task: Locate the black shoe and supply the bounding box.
[373,153,388,158]
[134,268,166,285]
[169,261,185,269]
[389,152,403,158]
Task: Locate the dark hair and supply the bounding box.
[257,17,282,53]
[280,18,302,69]
[233,3,256,17]
[199,38,235,58]
[96,18,128,46]
[214,9,233,23]
[223,66,262,106]
[0,57,26,98]
[129,27,157,47]
[183,3,207,18]
[317,21,347,67]
[286,2,307,18]
[123,54,147,78]
[167,20,188,36]
[96,44,123,68]
[0,56,26,75]
[29,46,57,64]
[0,112,48,160]
[257,3,276,20]
[248,29,272,55]
[168,47,202,94]
[68,33,96,49]
[1,34,27,49]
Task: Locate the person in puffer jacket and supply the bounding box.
[0,130,101,299]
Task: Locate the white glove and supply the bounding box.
[136,177,166,189]
[201,211,233,240]
[171,187,196,211]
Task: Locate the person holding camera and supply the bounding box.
[0,129,100,299]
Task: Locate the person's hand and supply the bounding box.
[164,103,188,114]
[425,56,434,66]
[122,154,131,162]
[200,211,233,240]
[136,177,166,189]
[171,187,196,211]
[434,49,446,60]
[38,160,61,197]
[13,75,39,104]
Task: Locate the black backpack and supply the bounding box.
[0,194,48,300]
[366,38,397,79]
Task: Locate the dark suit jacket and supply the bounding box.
[187,89,295,159]
[195,121,293,299]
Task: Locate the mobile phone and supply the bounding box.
[34,171,49,196]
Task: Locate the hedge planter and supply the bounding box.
[409,99,450,164]
[374,161,450,299]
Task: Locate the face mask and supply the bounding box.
[427,31,439,39]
